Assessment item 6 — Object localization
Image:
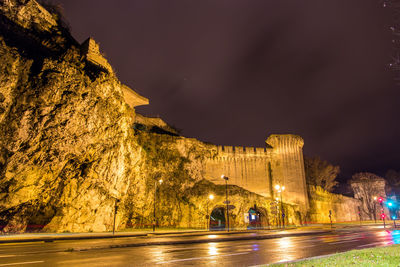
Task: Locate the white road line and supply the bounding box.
[0,261,44,266]
[0,255,17,258]
[329,240,360,245]
[156,252,249,264]
[358,242,384,248]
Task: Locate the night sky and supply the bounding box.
[54,0,399,182]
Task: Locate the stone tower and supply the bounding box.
[266,134,309,213]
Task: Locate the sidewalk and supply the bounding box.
[0,222,393,247]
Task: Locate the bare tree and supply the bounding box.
[349,172,386,220]
[304,157,339,192]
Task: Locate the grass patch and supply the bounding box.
[272,245,400,267]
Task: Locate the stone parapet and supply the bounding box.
[214,145,269,157]
[81,38,113,73]
[135,114,178,135]
[121,85,149,109]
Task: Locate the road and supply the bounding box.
[0,227,399,266]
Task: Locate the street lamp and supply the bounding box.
[378,196,385,228]
[153,178,163,232]
[221,175,230,232]
[112,198,120,235]
[373,196,377,223]
[274,184,285,229]
[206,194,214,230]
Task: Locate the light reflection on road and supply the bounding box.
[146,230,400,265]
[275,237,295,262]
[2,229,400,266]
[208,242,218,256]
[150,246,165,262]
[391,230,400,244]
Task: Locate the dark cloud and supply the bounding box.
[54,0,399,181]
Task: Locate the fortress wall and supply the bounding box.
[152,133,356,224]
[203,146,272,197]
[266,135,309,213]
[308,186,361,223]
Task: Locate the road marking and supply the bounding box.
[329,240,360,245]
[0,261,44,266]
[0,255,17,258]
[156,252,249,264]
[358,242,384,248]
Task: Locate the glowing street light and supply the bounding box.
[153,178,163,232]
[275,184,285,229]
[221,175,230,232]
[206,194,214,231]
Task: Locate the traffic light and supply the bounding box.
[381,214,386,219]
[378,197,384,203]
[387,201,394,207]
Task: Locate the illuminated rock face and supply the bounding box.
[0,0,141,232]
[0,0,360,232]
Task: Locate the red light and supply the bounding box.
[381,214,386,219]
[378,197,383,203]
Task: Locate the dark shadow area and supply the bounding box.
[209,206,226,230]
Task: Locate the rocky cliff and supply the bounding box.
[0,0,294,233]
[0,0,143,232]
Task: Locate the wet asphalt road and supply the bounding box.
[0,228,399,266]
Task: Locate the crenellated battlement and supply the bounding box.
[213,145,269,156]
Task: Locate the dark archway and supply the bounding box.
[247,205,269,229]
[209,206,226,230]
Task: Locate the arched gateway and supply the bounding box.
[247,205,269,229]
[209,206,226,230]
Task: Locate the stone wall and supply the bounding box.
[135,114,178,135]
[267,135,309,213]
[81,38,113,73]
[121,133,304,230]
[308,186,361,223]
[202,134,309,216]
[203,145,272,197]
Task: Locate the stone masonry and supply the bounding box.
[203,134,309,214]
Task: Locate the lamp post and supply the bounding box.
[221,175,230,232]
[378,196,385,228]
[275,197,280,228]
[153,179,163,232]
[373,196,377,224]
[206,194,214,230]
[274,184,285,229]
[112,198,120,235]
